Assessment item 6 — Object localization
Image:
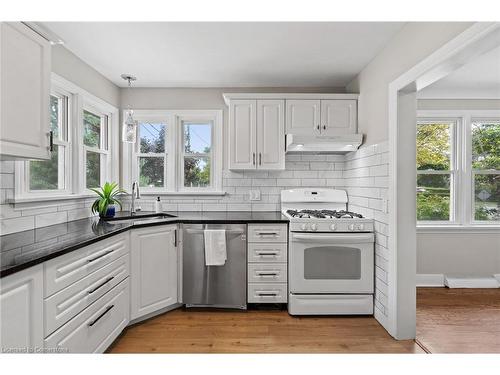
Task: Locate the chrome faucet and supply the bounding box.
[131,181,141,214]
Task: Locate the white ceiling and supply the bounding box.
[418,45,500,99]
[42,22,404,88]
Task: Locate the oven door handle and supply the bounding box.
[291,233,374,244]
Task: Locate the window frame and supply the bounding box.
[14,73,119,202]
[125,109,223,195]
[417,110,500,228]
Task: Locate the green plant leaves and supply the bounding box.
[90,181,125,216]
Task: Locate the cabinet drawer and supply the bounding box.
[248,224,287,243]
[248,283,287,303]
[44,254,129,337]
[248,243,287,263]
[248,263,287,283]
[44,233,129,297]
[44,278,129,353]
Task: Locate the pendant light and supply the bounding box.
[121,74,138,143]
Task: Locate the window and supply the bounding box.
[137,122,167,188]
[417,111,500,226]
[128,110,222,194]
[181,121,212,189]
[83,107,110,189]
[416,120,455,222]
[471,119,500,221]
[24,91,70,195]
[15,75,118,201]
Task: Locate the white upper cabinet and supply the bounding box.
[285,99,321,136]
[0,22,51,160]
[257,100,285,170]
[130,225,179,320]
[228,99,285,170]
[320,99,357,135]
[0,265,44,351]
[229,100,257,170]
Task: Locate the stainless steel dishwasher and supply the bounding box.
[182,223,247,309]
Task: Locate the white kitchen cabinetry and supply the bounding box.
[0,22,51,160]
[320,99,357,135]
[0,265,44,352]
[247,223,288,303]
[228,99,285,170]
[130,225,179,320]
[285,99,321,136]
[285,99,357,136]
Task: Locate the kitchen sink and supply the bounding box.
[104,212,177,225]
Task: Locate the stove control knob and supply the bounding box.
[301,223,308,231]
[348,224,355,231]
[330,223,337,231]
[310,223,318,231]
[357,224,365,231]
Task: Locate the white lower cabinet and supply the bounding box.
[130,225,179,320]
[44,278,130,353]
[0,265,44,352]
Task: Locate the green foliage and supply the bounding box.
[417,193,450,221]
[472,123,500,170]
[183,126,210,187]
[416,123,450,170]
[90,182,126,217]
[83,110,101,148]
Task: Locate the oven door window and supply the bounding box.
[304,246,361,280]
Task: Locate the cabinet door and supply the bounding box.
[228,100,257,170]
[285,99,320,135]
[320,99,357,135]
[130,225,178,320]
[256,100,285,170]
[0,265,43,352]
[0,22,51,160]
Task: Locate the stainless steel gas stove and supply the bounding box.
[281,188,375,316]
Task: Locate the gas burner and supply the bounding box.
[286,209,364,219]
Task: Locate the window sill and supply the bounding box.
[417,225,500,234]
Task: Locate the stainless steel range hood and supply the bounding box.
[286,134,363,154]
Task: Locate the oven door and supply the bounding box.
[289,232,374,294]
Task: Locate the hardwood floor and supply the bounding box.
[417,288,500,353]
[108,308,423,353]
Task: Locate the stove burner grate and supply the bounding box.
[286,209,364,219]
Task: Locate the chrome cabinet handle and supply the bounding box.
[323,125,327,130]
[256,251,278,256]
[253,153,256,165]
[256,272,279,277]
[88,305,114,327]
[257,232,278,236]
[259,153,262,165]
[257,292,278,296]
[87,277,114,294]
[87,250,114,263]
[317,125,320,130]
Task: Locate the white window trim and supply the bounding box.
[124,109,223,195]
[417,109,500,229]
[14,73,119,202]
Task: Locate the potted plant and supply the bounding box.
[90,182,126,218]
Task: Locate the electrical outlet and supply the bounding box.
[249,190,261,201]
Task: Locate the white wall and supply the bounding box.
[346,22,473,146]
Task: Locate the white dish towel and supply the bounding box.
[204,229,227,266]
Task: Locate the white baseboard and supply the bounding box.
[444,276,500,288]
[416,274,445,287]
[495,274,500,284]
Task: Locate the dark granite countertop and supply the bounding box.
[0,211,288,278]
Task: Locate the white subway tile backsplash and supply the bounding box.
[1,215,35,235]
[35,211,68,228]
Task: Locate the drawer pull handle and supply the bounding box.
[87,304,114,327]
[256,272,278,277]
[87,250,114,263]
[256,251,279,256]
[257,232,278,236]
[257,292,278,297]
[87,277,114,294]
